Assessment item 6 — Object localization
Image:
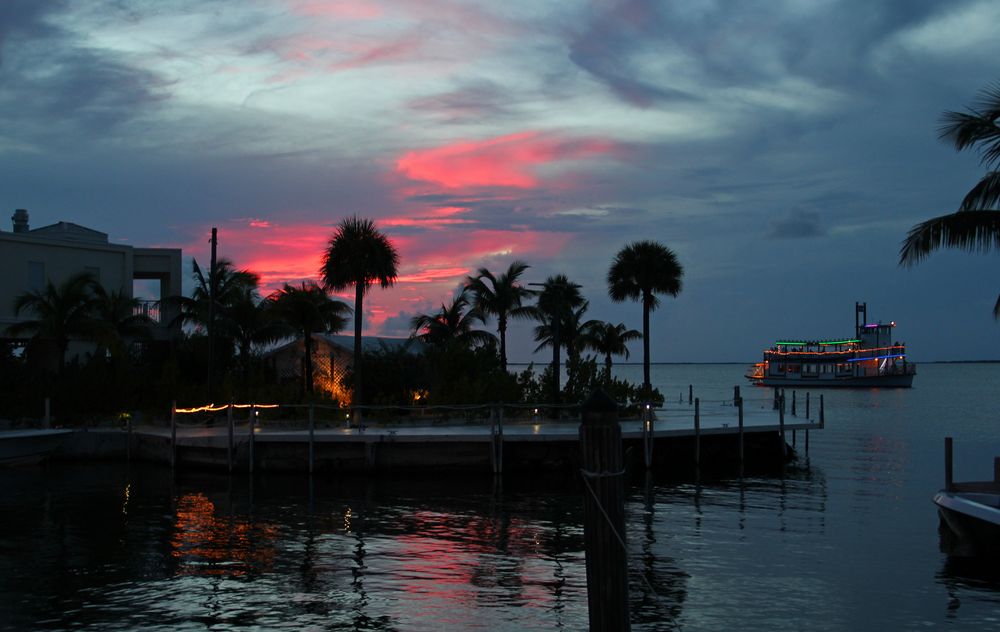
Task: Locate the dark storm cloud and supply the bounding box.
[768,210,826,239]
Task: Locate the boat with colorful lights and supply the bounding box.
[746,302,916,388]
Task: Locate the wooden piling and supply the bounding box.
[792,391,797,416]
[642,404,653,469]
[994,456,1000,484]
[944,437,953,492]
[249,404,256,474]
[737,396,744,465]
[227,403,234,473]
[170,401,177,470]
[308,404,315,475]
[44,397,51,428]
[819,394,825,429]
[733,385,740,407]
[126,414,132,462]
[579,389,630,632]
[805,392,810,420]
[778,394,786,458]
[694,398,701,468]
[688,384,693,405]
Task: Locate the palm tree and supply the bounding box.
[8,272,101,374]
[225,287,284,386]
[171,257,261,330]
[411,290,496,348]
[90,285,154,362]
[900,82,1000,318]
[267,282,352,396]
[584,321,643,376]
[532,274,584,402]
[534,301,592,395]
[608,241,683,391]
[321,216,399,409]
[465,261,535,371]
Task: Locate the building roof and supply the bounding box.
[29,221,109,244]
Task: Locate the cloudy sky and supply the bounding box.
[2,0,999,362]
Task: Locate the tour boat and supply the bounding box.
[0,428,73,466]
[746,302,916,388]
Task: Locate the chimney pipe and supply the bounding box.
[12,209,29,233]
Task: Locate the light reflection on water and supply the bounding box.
[1,364,999,630]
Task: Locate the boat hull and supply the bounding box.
[748,374,915,388]
[934,491,1000,557]
[0,429,73,466]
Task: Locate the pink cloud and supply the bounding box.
[395,131,626,189]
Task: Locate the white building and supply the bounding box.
[0,209,183,343]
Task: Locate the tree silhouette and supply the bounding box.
[411,289,495,349]
[584,321,642,377]
[321,216,399,410]
[267,282,351,396]
[608,241,683,391]
[900,82,1000,318]
[8,272,102,375]
[465,261,535,371]
[531,275,584,403]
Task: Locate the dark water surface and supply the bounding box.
[2,363,999,630]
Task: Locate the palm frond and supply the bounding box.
[899,210,1000,266]
[959,171,1000,211]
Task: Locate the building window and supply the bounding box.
[27,261,45,291]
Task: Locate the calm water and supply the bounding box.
[2,363,999,631]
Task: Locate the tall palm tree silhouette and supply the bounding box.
[534,301,592,396]
[410,289,495,348]
[267,282,351,396]
[465,261,534,371]
[321,216,399,412]
[532,275,584,403]
[608,241,683,392]
[900,82,1000,318]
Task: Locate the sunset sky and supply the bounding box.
[2,0,999,362]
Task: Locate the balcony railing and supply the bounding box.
[133,300,161,324]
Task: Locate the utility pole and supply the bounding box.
[208,227,217,402]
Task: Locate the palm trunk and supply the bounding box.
[552,316,561,405]
[642,292,651,391]
[354,284,364,417]
[498,314,507,372]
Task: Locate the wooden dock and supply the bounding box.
[57,393,824,474]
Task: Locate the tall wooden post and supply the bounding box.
[805,392,810,420]
[642,404,653,469]
[733,385,740,407]
[737,396,744,465]
[207,227,217,402]
[791,391,797,416]
[227,404,234,473]
[44,397,51,428]
[249,404,256,474]
[579,390,630,632]
[819,394,825,429]
[309,404,315,475]
[688,384,693,405]
[694,397,701,468]
[944,437,953,492]
[170,401,177,470]
[126,414,132,462]
[778,394,786,458]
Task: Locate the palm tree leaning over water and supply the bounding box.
[410,289,495,349]
[267,282,351,396]
[321,216,399,412]
[608,241,683,393]
[900,82,1000,318]
[465,261,535,371]
[8,272,101,375]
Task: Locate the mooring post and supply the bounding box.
[806,392,811,420]
[579,390,630,632]
[308,404,315,475]
[44,397,51,428]
[170,401,177,470]
[126,413,132,462]
[733,385,740,407]
[688,384,693,405]
[993,456,1000,484]
[694,397,701,469]
[773,389,779,410]
[496,405,504,475]
[737,396,745,465]
[778,394,787,458]
[819,394,825,429]
[642,403,653,469]
[227,403,234,473]
[792,391,797,416]
[944,437,953,492]
[249,404,256,475]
